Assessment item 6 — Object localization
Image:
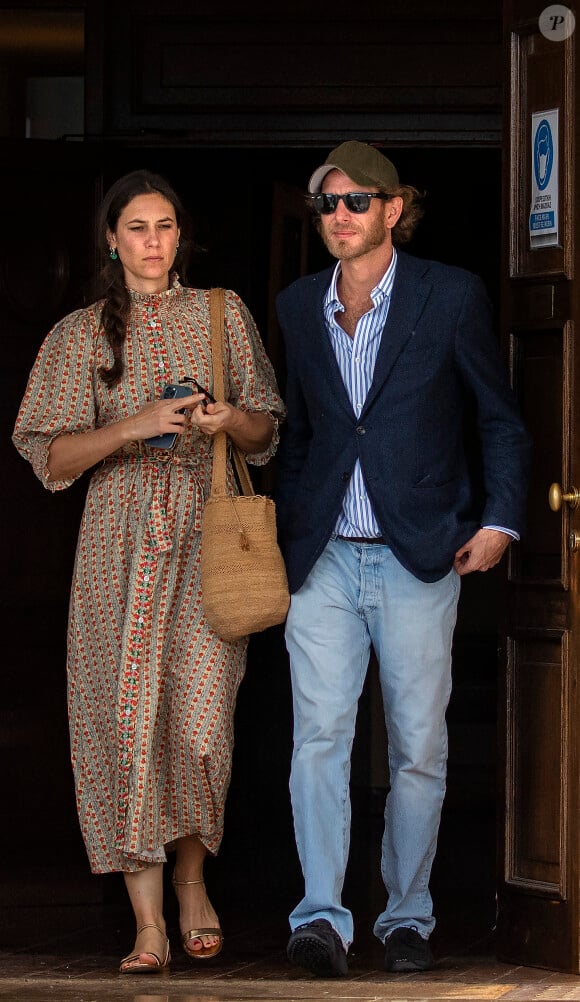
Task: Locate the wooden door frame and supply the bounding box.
[496,0,580,972]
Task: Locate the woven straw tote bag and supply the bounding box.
[200,288,289,641]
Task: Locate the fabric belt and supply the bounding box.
[336,535,386,544]
[101,448,205,549]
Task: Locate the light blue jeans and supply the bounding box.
[286,536,460,949]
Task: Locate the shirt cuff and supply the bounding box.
[482,524,519,542]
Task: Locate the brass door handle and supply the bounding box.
[549,482,580,511]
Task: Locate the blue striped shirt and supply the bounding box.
[323,253,518,542]
[324,251,398,538]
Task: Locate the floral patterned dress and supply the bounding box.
[13,281,284,874]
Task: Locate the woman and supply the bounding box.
[13,170,285,973]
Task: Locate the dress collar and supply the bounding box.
[127,272,183,305]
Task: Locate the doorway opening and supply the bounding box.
[3,141,502,958]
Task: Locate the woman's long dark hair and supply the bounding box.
[96,170,192,388]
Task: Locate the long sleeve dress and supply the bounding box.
[13,280,285,874]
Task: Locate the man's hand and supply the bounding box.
[453,528,512,576]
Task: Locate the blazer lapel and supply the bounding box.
[296,254,434,418]
[299,269,356,417]
[363,252,433,412]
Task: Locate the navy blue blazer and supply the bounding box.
[275,250,532,592]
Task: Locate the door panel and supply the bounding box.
[514,327,566,582]
[508,9,574,278]
[498,0,579,972]
[507,632,566,892]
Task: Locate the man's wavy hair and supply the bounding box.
[388,185,425,246]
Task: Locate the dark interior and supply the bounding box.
[1,143,501,955]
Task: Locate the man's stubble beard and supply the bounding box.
[321,215,389,261]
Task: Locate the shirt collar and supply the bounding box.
[326,247,398,312]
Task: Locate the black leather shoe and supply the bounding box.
[384,926,434,972]
[287,919,348,977]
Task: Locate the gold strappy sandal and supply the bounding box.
[172,874,224,960]
[119,922,171,974]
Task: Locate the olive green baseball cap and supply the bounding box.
[308,140,400,194]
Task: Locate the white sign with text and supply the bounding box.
[529,108,559,249]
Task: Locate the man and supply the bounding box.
[275,141,531,977]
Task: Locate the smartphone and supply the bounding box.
[146,384,193,449]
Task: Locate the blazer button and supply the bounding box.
[342,471,351,482]
[356,426,365,435]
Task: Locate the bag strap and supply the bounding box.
[208,288,254,498]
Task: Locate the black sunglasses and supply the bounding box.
[309,192,393,215]
[179,375,216,403]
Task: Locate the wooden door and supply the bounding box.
[497,0,579,972]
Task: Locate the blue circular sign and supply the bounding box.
[534,119,553,191]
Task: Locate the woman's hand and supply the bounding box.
[189,399,236,436]
[47,392,205,482]
[192,400,274,454]
[123,393,204,442]
[47,394,274,482]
